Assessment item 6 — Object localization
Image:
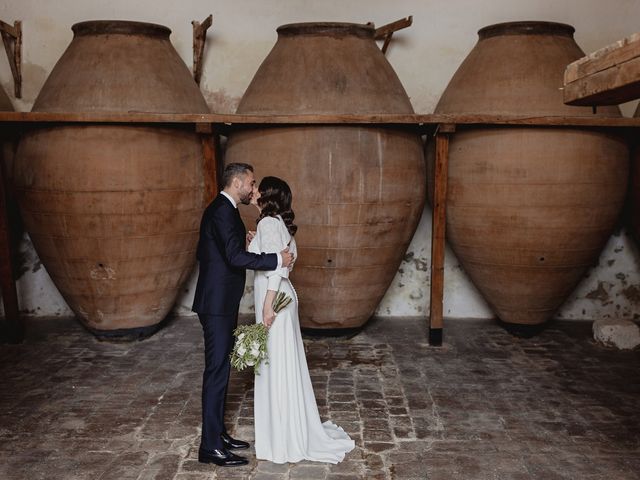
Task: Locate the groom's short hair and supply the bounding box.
[222,163,254,187]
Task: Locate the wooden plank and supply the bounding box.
[0,111,639,128]
[0,112,217,123]
[564,32,640,105]
[429,124,454,346]
[0,111,424,124]
[565,33,640,82]
[565,56,640,105]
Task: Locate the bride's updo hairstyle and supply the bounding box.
[257,176,297,236]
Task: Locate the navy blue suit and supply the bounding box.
[193,193,277,451]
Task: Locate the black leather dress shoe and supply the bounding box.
[221,432,250,450]
[198,447,248,467]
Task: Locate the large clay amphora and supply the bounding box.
[632,104,640,244]
[0,85,14,182]
[0,85,20,336]
[428,21,628,334]
[0,85,14,186]
[0,86,11,112]
[226,23,425,331]
[14,21,210,338]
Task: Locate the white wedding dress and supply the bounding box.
[248,215,355,464]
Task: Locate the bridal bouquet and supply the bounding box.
[230,291,293,374]
[230,323,269,374]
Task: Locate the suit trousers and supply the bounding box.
[199,312,237,451]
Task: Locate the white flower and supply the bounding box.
[230,323,270,374]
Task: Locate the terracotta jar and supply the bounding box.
[428,21,628,333]
[0,85,14,178]
[0,85,14,180]
[0,86,20,295]
[0,86,11,111]
[227,22,425,331]
[14,21,210,338]
[632,105,640,244]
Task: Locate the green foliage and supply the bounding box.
[230,323,269,375]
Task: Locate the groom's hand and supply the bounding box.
[246,230,256,249]
[280,247,294,268]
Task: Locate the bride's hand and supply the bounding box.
[263,307,276,329]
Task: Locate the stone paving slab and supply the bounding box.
[0,316,639,479]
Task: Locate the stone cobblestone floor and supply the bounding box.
[0,315,639,479]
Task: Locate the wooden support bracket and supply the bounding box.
[428,123,455,346]
[192,14,213,86]
[372,16,413,55]
[0,20,21,98]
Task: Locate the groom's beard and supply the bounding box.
[238,191,252,205]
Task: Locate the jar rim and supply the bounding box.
[277,22,374,39]
[72,20,171,37]
[478,21,575,39]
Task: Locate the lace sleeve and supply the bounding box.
[257,216,290,291]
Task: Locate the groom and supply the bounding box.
[193,162,294,467]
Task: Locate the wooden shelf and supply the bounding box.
[564,32,640,106]
[0,111,639,130]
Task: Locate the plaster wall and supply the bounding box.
[0,0,638,322]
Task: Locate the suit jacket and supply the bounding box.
[192,194,278,315]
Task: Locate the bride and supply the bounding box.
[247,176,355,464]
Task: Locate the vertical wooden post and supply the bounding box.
[0,130,22,343]
[196,122,219,203]
[429,123,455,346]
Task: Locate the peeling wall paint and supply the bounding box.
[202,88,241,114]
[557,229,640,321]
[1,0,639,323]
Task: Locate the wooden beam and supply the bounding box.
[192,14,213,86]
[428,123,455,346]
[0,111,639,128]
[0,20,21,98]
[564,32,640,105]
